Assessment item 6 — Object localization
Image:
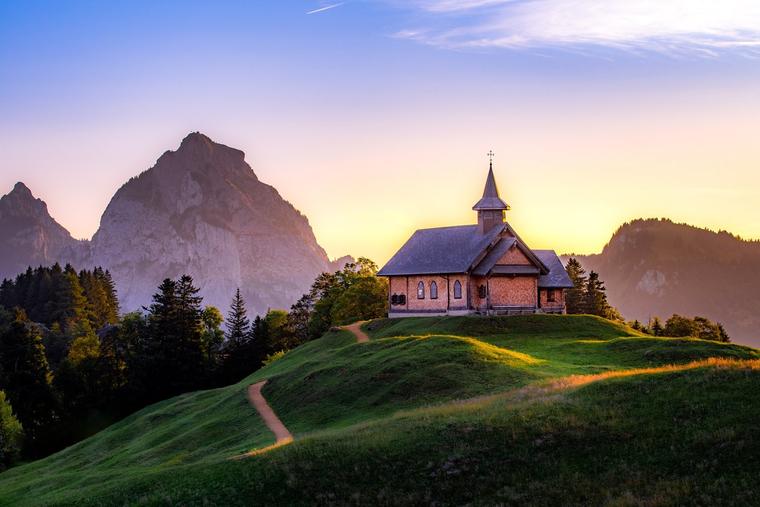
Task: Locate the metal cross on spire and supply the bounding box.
[487,150,494,168]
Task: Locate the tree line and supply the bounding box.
[0,258,388,468]
[564,258,730,342]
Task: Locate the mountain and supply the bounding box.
[0,182,85,280]
[1,316,758,504]
[88,132,341,313]
[0,133,348,315]
[568,218,760,347]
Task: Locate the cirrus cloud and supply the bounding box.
[389,0,760,56]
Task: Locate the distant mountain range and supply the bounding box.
[567,218,760,348]
[3,142,759,348]
[0,133,349,316]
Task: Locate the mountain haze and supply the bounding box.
[0,133,346,315]
[569,219,760,347]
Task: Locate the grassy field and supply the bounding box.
[1,315,758,505]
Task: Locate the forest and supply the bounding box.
[0,259,387,467]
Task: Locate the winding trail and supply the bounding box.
[247,380,293,446]
[342,321,370,343]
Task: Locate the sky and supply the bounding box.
[1,0,760,264]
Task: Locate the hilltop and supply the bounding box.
[1,315,758,505]
[568,218,760,348]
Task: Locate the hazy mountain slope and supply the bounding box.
[0,182,86,280]
[569,218,760,347]
[88,132,335,314]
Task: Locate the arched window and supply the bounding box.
[417,281,425,299]
[453,280,462,299]
[430,281,438,299]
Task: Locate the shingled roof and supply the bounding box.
[377,224,503,276]
[534,250,575,288]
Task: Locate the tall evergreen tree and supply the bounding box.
[564,258,588,314]
[144,276,205,399]
[221,289,259,383]
[650,316,664,336]
[249,315,268,365]
[225,288,251,348]
[584,271,613,318]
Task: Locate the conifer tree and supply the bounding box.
[564,258,588,314]
[583,271,621,320]
[250,315,268,365]
[650,316,664,336]
[221,289,259,382]
[225,288,251,348]
[145,276,205,398]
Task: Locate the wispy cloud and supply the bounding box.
[307,2,345,15]
[389,0,760,56]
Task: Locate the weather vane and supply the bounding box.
[487,150,494,167]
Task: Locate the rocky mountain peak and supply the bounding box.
[1,181,50,220]
[164,131,249,176]
[11,181,33,198]
[0,182,83,280]
[89,133,333,314]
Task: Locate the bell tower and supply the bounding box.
[472,151,509,234]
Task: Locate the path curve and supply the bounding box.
[247,380,293,444]
[342,321,370,343]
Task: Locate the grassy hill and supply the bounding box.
[1,315,759,505]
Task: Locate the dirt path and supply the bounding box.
[247,380,293,444]
[342,321,370,343]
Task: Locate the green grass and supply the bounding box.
[1,315,758,506]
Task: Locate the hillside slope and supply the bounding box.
[1,315,758,505]
[569,218,760,348]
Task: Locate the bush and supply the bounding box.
[262,350,288,366]
[0,391,23,469]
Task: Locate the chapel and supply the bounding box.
[377,158,573,316]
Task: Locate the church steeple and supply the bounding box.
[473,152,509,234]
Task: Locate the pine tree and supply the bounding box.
[225,288,251,348]
[583,271,620,320]
[95,268,120,325]
[564,258,588,314]
[145,276,205,399]
[50,265,89,334]
[250,315,269,365]
[650,317,664,336]
[144,278,179,399]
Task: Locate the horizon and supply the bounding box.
[3,1,760,264]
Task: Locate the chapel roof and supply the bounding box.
[534,250,575,288]
[377,224,503,276]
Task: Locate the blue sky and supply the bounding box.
[2,1,760,262]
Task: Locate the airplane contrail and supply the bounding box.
[307,2,345,15]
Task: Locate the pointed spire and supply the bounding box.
[472,153,509,211]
